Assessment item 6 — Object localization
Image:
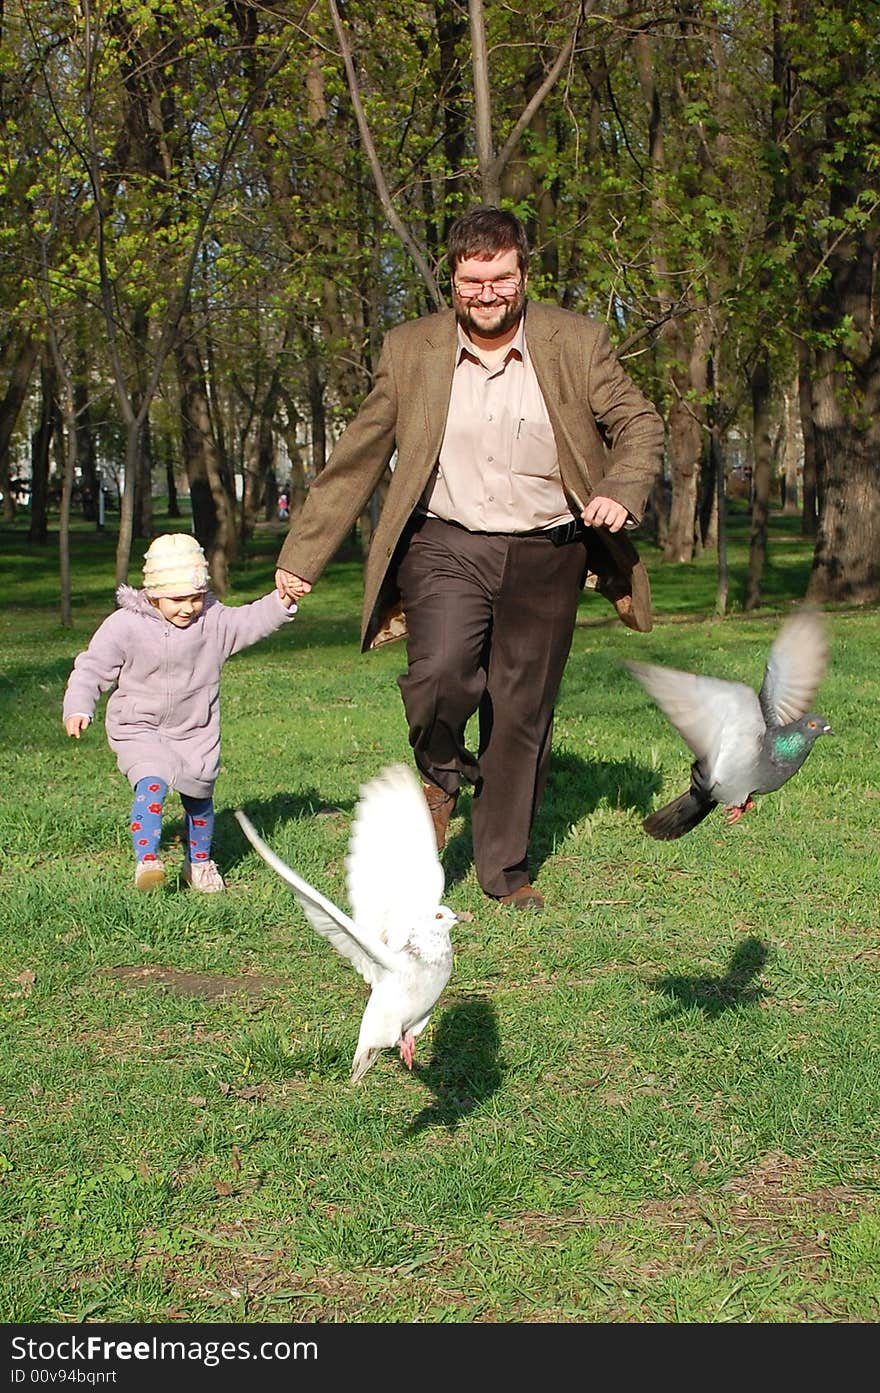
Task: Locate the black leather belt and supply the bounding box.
[434,516,586,546]
[532,518,587,545]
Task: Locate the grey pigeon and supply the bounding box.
[235,764,456,1082]
[624,608,832,839]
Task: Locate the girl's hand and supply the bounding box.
[65,715,90,738]
[275,567,312,602]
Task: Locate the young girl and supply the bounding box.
[63,532,296,892]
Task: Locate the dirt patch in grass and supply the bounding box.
[107,964,280,999]
[502,1151,873,1261]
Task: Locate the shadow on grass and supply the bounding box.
[652,935,770,1020]
[407,997,504,1134]
[214,791,355,871]
[225,748,663,894]
[443,748,663,889]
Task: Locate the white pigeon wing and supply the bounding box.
[758,608,828,726]
[234,810,397,985]
[345,763,446,952]
[625,661,765,775]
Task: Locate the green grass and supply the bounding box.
[0,507,878,1323]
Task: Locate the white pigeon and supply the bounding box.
[235,764,456,1083]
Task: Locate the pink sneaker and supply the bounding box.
[182,859,225,893]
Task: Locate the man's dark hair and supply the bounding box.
[447,207,530,277]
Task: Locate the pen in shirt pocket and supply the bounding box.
[516,417,525,439]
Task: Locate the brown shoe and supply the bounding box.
[499,883,544,912]
[422,782,458,851]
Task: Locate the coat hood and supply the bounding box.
[115,584,216,617]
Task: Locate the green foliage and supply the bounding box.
[2,0,877,514]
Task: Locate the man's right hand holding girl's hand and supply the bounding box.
[275,568,313,602]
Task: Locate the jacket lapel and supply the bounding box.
[420,312,458,455]
[524,302,582,494]
[523,300,562,393]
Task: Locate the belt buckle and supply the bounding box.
[551,518,579,546]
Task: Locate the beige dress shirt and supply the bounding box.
[421,318,575,532]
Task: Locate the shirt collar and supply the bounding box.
[456,314,525,369]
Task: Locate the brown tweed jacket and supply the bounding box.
[276,300,665,649]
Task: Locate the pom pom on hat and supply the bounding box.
[143,533,210,597]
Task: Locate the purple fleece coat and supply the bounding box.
[63,584,296,798]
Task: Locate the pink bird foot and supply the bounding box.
[725,796,755,824]
[398,1031,415,1069]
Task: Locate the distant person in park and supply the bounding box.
[274,206,664,912]
[63,532,297,893]
[278,492,289,521]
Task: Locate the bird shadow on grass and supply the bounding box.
[651,936,771,1021]
[442,749,663,889]
[407,997,504,1134]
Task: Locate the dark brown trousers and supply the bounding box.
[396,517,587,897]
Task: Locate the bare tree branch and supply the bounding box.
[470,0,591,205]
[328,0,443,307]
[489,4,590,194]
[469,0,494,192]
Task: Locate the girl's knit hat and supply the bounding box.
[142,533,210,597]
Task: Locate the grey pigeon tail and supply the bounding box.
[235,764,456,1082]
[625,607,833,840]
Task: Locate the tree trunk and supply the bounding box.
[131,306,154,540]
[0,332,39,522]
[175,315,236,595]
[307,348,327,478]
[807,357,880,605]
[698,443,718,550]
[115,423,141,586]
[663,324,709,563]
[163,432,180,519]
[277,390,308,526]
[56,378,77,628]
[633,29,710,566]
[745,357,773,610]
[780,383,800,514]
[74,344,100,525]
[663,386,700,562]
[29,353,57,546]
[796,339,819,538]
[712,421,728,617]
[134,416,155,541]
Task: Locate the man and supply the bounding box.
[275,207,664,911]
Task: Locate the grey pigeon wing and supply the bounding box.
[758,608,828,726]
[625,661,765,772]
[345,763,445,953]
[234,810,397,985]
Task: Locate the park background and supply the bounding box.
[1,0,879,1323]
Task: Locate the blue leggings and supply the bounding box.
[130,778,215,864]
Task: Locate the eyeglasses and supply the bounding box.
[453,274,523,300]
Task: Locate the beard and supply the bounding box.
[454,287,526,339]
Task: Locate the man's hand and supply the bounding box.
[65,715,90,738]
[275,568,313,602]
[580,495,629,533]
